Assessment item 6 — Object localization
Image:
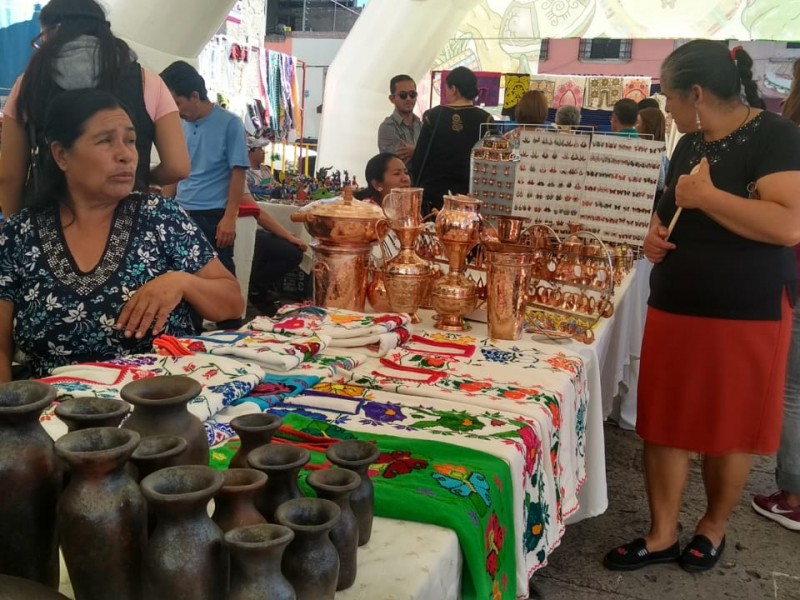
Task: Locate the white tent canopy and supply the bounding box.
[317,0,800,176]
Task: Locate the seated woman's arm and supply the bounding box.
[241,192,307,249]
[116,258,242,339]
[0,114,30,218]
[0,300,13,383]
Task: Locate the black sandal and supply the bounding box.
[603,538,681,571]
[679,535,725,572]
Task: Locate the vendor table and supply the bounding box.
[44,265,649,600]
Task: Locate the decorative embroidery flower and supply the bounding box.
[457,381,492,394]
[486,551,499,579]
[372,450,428,479]
[501,389,526,400]
[492,581,502,600]
[277,317,306,330]
[523,501,545,552]
[432,465,491,512]
[312,381,365,398]
[421,356,446,368]
[486,512,506,554]
[415,410,485,433]
[363,401,405,423]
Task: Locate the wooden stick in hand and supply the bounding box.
[665,163,701,241]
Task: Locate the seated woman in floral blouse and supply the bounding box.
[0,89,243,380]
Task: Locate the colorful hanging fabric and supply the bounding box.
[474,71,502,107]
[621,77,652,103]
[502,73,531,117]
[584,77,623,110]
[529,76,557,106]
[551,76,585,109]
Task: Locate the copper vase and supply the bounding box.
[383,227,431,323]
[486,244,535,340]
[431,194,482,331]
[311,242,372,312]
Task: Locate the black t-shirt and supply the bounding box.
[650,111,800,321]
[412,105,493,190]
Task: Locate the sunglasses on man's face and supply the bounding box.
[393,91,418,100]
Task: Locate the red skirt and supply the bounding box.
[636,297,791,455]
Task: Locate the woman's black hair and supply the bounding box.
[660,39,765,109]
[446,66,479,102]
[17,0,134,129]
[354,153,400,202]
[29,88,132,213]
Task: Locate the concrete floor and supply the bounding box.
[531,424,800,600]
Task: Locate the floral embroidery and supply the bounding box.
[414,410,485,433]
[432,465,492,515]
[362,401,405,423]
[371,450,428,479]
[485,512,506,579]
[312,381,367,398]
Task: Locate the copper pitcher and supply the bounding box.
[486,244,534,340]
[311,242,372,312]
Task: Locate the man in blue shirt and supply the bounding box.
[160,61,249,278]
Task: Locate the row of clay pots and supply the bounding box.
[0,378,382,600]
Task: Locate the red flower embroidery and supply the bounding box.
[202,369,218,380]
[458,381,491,394]
[278,317,306,330]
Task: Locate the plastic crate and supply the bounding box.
[280,267,312,301]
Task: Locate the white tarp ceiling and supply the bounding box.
[317,0,800,178]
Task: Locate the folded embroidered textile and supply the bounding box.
[255,348,368,379]
[341,331,589,522]
[38,354,263,435]
[249,304,411,339]
[285,381,562,592]
[153,330,329,372]
[209,410,516,600]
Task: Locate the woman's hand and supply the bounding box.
[643,224,676,264]
[675,158,714,210]
[287,235,308,252]
[116,272,187,339]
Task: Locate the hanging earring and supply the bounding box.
[377,186,383,192]
[695,109,702,132]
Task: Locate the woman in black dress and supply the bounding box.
[412,67,493,216]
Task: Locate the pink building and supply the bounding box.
[538,39,676,81]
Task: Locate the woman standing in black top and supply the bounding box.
[412,67,493,216]
[604,41,800,572]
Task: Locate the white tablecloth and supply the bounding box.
[58,517,461,600]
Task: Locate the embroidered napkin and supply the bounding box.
[154,330,329,372]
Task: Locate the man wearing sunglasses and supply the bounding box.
[378,74,422,166]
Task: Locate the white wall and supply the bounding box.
[288,35,346,140]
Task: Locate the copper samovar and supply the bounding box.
[381,188,431,323]
[431,194,482,331]
[291,187,386,312]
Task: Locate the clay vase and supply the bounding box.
[225,524,296,600]
[247,444,310,522]
[120,375,208,466]
[0,575,70,599]
[54,397,130,432]
[325,440,380,546]
[130,435,189,482]
[229,413,282,469]
[306,468,360,590]
[54,427,145,600]
[212,468,268,533]
[140,465,227,600]
[0,381,61,588]
[275,498,341,600]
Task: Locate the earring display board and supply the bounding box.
[580,135,664,244]
[470,127,665,246]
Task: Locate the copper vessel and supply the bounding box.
[431,194,482,331]
[366,264,391,313]
[311,242,372,311]
[293,187,387,311]
[485,244,534,340]
[485,215,529,245]
[290,186,386,246]
[381,188,431,323]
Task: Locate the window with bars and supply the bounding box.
[579,39,632,61]
[787,42,800,49]
[539,39,550,61]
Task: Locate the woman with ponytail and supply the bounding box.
[0,0,189,217]
[604,40,800,572]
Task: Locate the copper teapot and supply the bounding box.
[290,186,386,246]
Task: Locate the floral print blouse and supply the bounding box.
[0,193,216,377]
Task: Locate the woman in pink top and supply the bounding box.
[0,0,190,217]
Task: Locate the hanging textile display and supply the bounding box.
[551,76,585,109]
[266,50,301,142]
[529,76,557,106]
[474,71,502,106]
[502,73,531,118]
[583,77,624,110]
[621,77,652,103]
